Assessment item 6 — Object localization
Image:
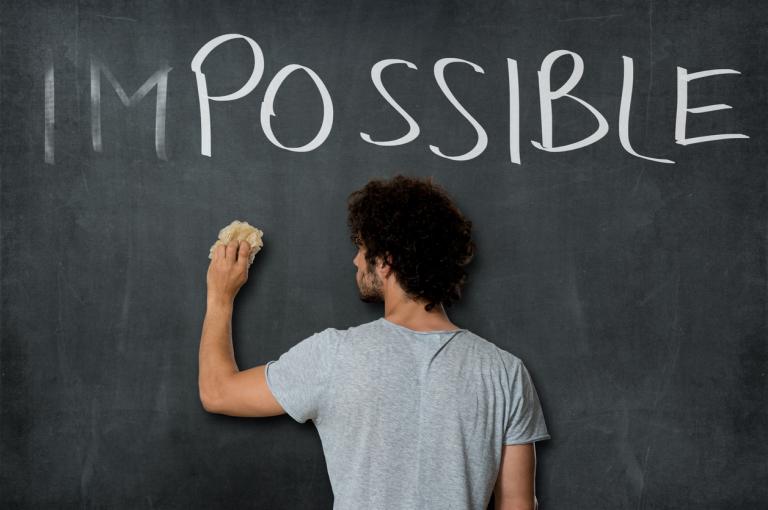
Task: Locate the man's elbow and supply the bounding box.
[200,395,217,413]
[199,384,223,414]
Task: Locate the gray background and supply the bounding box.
[1,0,766,508]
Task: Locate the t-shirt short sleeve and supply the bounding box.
[265,328,341,424]
[503,357,552,445]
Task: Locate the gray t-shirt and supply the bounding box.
[265,317,551,510]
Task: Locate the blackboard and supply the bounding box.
[2,1,766,508]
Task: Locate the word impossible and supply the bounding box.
[43,33,749,165]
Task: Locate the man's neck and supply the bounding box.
[383,300,460,332]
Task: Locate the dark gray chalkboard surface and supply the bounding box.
[2,1,766,508]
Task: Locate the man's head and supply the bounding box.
[347,174,476,311]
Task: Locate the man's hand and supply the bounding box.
[206,240,251,305]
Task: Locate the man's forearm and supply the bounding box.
[198,300,239,405]
[494,500,537,510]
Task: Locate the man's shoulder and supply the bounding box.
[309,319,377,344]
[457,329,523,365]
[321,318,379,335]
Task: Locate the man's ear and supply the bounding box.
[377,254,394,277]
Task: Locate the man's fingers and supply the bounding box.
[238,241,250,265]
[214,244,225,260]
[225,240,239,260]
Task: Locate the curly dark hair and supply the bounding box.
[347,174,476,312]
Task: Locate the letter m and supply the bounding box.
[90,56,172,160]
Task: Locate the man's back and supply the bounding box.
[265,318,551,510]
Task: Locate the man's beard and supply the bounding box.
[357,266,383,303]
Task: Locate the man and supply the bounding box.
[199,174,551,510]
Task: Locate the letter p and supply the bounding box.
[190,34,265,157]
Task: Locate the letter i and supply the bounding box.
[45,49,54,165]
[508,58,520,165]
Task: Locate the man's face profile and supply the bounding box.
[353,245,383,303]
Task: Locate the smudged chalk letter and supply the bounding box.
[90,57,172,160]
